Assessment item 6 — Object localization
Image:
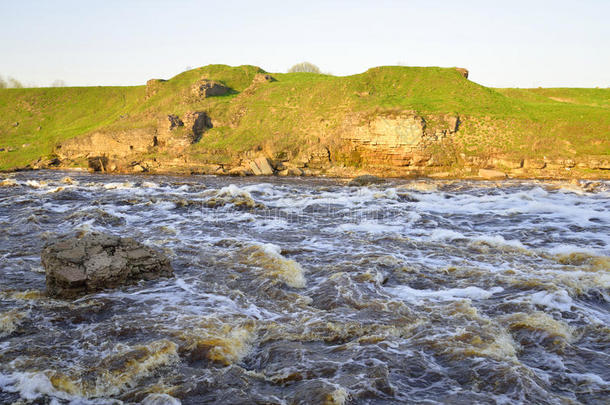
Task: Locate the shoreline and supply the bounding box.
[3,65,609,186]
[2,165,609,183]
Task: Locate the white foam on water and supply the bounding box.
[41,202,75,213]
[251,218,290,231]
[260,243,282,256]
[406,211,422,223]
[103,181,134,190]
[24,180,47,188]
[3,176,610,403]
[142,393,182,405]
[546,244,600,256]
[242,183,285,197]
[530,290,573,312]
[256,243,307,288]
[565,372,609,388]
[469,234,527,250]
[217,184,253,199]
[0,372,72,402]
[152,200,178,211]
[372,188,399,200]
[334,220,403,234]
[272,186,399,211]
[387,285,504,303]
[427,229,466,241]
[170,278,280,319]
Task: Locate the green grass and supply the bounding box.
[1,64,609,171]
[0,86,143,169]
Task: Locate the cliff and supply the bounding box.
[1,64,609,179]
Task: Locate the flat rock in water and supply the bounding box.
[42,232,173,299]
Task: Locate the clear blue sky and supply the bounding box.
[1,0,608,88]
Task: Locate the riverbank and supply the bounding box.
[7,162,610,182]
[1,64,609,180]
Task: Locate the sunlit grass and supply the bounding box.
[1,64,608,170]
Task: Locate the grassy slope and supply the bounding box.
[492,87,610,156]
[1,64,608,171]
[0,86,143,169]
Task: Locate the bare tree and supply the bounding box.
[0,75,6,89]
[288,62,321,74]
[51,80,67,87]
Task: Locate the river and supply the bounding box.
[0,171,608,404]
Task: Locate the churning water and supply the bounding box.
[0,171,608,404]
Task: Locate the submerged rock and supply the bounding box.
[348,174,385,186]
[42,232,173,299]
[0,178,18,187]
[205,186,265,210]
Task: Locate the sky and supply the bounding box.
[1,0,609,88]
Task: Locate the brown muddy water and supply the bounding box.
[0,171,608,404]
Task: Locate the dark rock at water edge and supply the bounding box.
[42,232,173,299]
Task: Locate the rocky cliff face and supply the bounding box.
[56,111,213,172]
[52,106,610,179]
[44,67,608,180]
[56,129,153,160]
[340,113,459,168]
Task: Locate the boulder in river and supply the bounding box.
[42,232,173,299]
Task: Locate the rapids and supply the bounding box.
[0,171,608,404]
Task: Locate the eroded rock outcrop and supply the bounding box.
[252,73,275,84]
[145,79,166,99]
[156,111,212,148]
[455,68,469,79]
[42,232,173,299]
[55,111,212,169]
[240,73,276,97]
[184,111,212,142]
[306,146,332,169]
[191,79,230,99]
[57,128,156,160]
[341,113,460,168]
